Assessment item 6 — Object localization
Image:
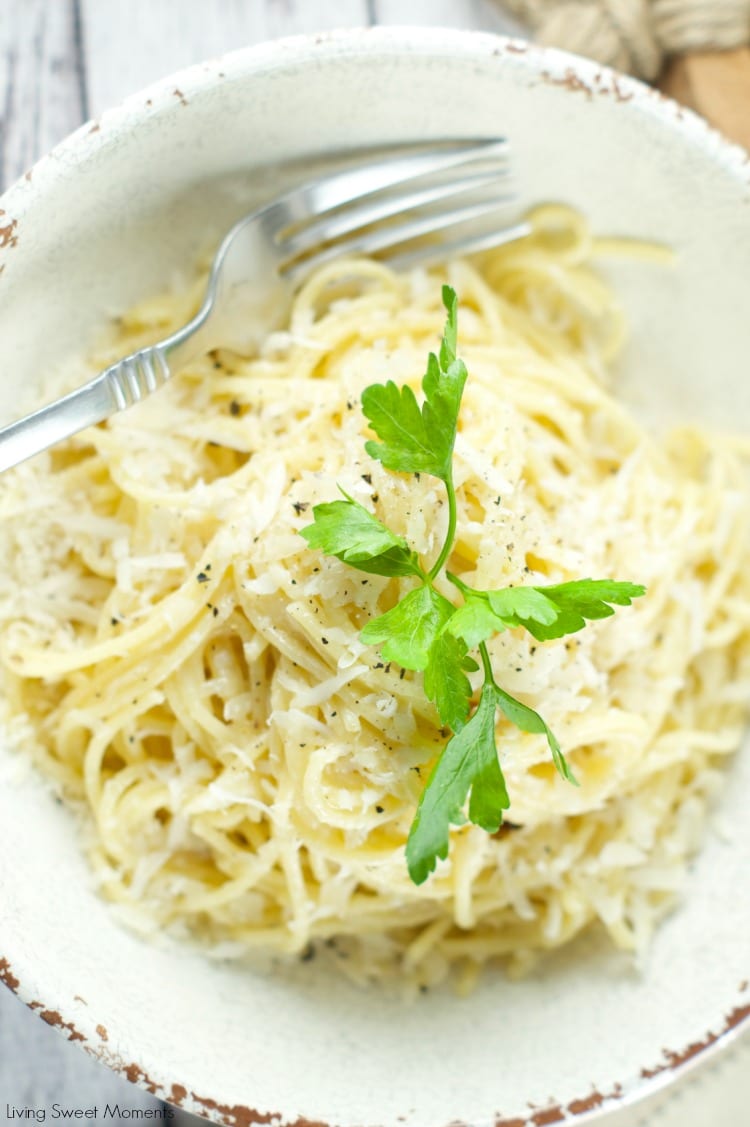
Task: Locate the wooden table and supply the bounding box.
[1,3,749,1125]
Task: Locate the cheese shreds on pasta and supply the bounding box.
[1,212,749,987]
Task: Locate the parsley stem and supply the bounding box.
[428,471,457,581]
[478,641,495,685]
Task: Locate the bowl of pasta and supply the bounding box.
[0,26,749,1127]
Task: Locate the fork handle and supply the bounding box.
[0,375,113,473]
[0,344,172,474]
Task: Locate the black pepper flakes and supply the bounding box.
[229,399,241,416]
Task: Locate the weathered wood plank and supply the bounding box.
[81,0,370,116]
[0,0,87,190]
[0,984,165,1115]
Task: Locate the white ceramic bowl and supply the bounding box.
[1,28,749,1127]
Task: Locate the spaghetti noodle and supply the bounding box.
[1,213,748,986]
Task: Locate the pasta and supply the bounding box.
[1,212,748,988]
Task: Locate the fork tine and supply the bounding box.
[283,196,517,281]
[277,138,509,224]
[278,168,510,262]
[386,219,533,271]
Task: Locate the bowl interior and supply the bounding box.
[1,29,749,1127]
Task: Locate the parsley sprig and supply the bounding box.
[301,287,645,885]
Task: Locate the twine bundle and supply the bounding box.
[503,0,750,78]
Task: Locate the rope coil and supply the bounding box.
[502,0,750,78]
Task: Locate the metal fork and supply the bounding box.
[0,139,530,473]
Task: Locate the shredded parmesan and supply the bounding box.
[0,223,748,988]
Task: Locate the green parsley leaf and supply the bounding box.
[446,575,646,645]
[486,586,558,627]
[300,490,424,579]
[361,286,467,484]
[423,631,478,731]
[406,683,509,884]
[494,685,578,785]
[438,284,458,368]
[361,381,441,477]
[490,579,646,641]
[446,596,508,649]
[360,585,455,671]
[467,692,511,832]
